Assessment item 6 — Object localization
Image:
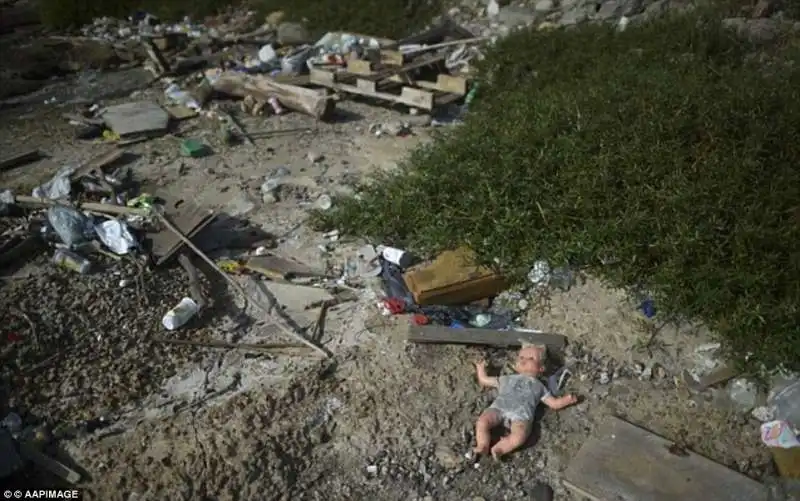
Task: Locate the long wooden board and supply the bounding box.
[407,325,566,350]
[563,415,768,501]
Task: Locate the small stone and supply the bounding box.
[535,0,554,12]
[366,464,378,475]
[265,10,286,25]
[262,191,278,204]
[307,151,324,163]
[599,371,611,385]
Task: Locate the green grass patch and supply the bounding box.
[37,0,443,40]
[317,12,800,372]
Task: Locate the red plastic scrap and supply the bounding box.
[7,333,22,342]
[383,298,405,315]
[410,314,429,325]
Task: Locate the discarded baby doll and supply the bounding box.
[473,343,578,459]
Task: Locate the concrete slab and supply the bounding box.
[265,282,334,312]
[100,101,169,138]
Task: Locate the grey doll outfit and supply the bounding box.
[489,374,550,424]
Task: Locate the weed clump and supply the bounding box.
[320,13,800,371]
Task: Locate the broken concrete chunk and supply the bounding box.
[100,101,169,138]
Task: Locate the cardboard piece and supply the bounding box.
[403,247,506,305]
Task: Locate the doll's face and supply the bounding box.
[515,346,546,376]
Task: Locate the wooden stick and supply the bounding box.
[178,253,206,310]
[152,210,331,358]
[402,36,491,56]
[155,337,309,352]
[13,195,147,217]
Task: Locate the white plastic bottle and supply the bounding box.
[162,297,199,330]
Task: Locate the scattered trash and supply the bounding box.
[313,194,333,211]
[752,406,775,422]
[528,260,551,288]
[180,138,211,158]
[47,206,94,248]
[639,297,656,318]
[769,373,800,428]
[728,377,759,412]
[162,297,200,330]
[95,219,136,255]
[165,83,202,111]
[33,166,75,200]
[52,248,91,274]
[377,245,412,268]
[761,421,800,448]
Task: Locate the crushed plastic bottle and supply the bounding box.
[162,297,199,330]
[769,374,800,429]
[728,377,759,412]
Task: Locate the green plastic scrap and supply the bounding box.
[180,138,210,158]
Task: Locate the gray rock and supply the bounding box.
[277,22,311,45]
[535,0,555,13]
[596,0,624,20]
[722,17,783,44]
[560,5,593,25]
[642,0,671,19]
[595,0,645,20]
[498,5,538,26]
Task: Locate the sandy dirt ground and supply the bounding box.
[0,66,771,501]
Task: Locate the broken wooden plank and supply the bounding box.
[208,70,333,120]
[407,325,566,350]
[772,446,800,479]
[71,148,126,180]
[562,415,768,501]
[309,69,435,110]
[18,441,81,484]
[0,235,43,268]
[178,253,206,310]
[148,199,216,266]
[0,149,40,172]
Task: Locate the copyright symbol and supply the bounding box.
[12,492,20,499]
[2,491,10,499]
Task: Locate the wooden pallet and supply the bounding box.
[308,52,468,111]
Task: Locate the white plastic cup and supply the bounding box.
[162,297,199,330]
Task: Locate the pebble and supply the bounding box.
[598,371,611,384]
[307,151,324,163]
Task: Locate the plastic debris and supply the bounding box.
[33,166,75,200]
[46,205,94,248]
[761,421,800,448]
[95,219,136,255]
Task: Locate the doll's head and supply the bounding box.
[515,343,547,377]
